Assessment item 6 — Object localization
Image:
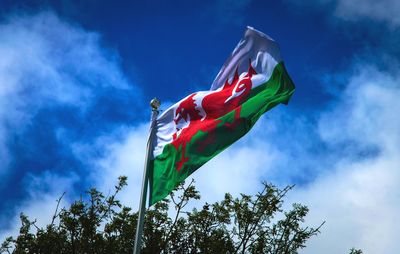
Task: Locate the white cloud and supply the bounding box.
[333,0,400,28]
[0,11,133,175]
[0,10,137,240]
[293,64,400,253]
[0,171,78,242]
[291,0,400,28]
[93,124,149,209]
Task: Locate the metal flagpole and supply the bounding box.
[133,98,161,254]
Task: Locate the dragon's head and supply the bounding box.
[174,94,201,125]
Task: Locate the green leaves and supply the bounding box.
[349,248,363,254]
[1,177,333,254]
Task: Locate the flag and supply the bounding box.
[149,27,295,205]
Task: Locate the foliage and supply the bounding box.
[1,176,331,254]
[349,248,363,254]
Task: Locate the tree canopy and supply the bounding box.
[1,176,362,254]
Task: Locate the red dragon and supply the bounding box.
[172,61,257,171]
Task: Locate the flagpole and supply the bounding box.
[133,98,160,254]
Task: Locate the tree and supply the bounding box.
[1,176,340,254]
[349,248,363,254]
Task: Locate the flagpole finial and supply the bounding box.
[150,98,161,110]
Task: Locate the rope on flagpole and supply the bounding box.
[133,98,160,254]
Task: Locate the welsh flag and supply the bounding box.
[149,27,295,205]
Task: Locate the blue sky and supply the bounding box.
[1,1,399,253]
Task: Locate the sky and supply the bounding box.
[0,0,399,253]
